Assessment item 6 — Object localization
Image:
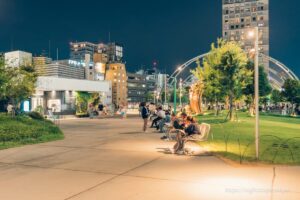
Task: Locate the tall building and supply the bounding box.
[127,72,147,103]
[107,43,123,63]
[70,41,123,63]
[222,0,269,70]
[70,42,98,61]
[105,63,128,106]
[4,50,32,67]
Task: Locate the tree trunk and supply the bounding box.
[198,92,203,114]
[229,93,234,121]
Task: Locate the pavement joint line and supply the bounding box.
[0,161,120,176]
[64,156,164,200]
[5,148,77,165]
[38,144,166,154]
[0,160,201,185]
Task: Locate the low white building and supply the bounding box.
[32,77,112,115]
[5,50,32,67]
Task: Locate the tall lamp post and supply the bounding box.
[248,27,260,160]
[179,78,183,108]
[171,66,183,114]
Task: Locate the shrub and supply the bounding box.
[28,111,44,120]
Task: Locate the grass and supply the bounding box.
[0,113,64,150]
[196,111,300,165]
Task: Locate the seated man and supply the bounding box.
[150,106,165,128]
[173,116,201,154]
[160,113,186,140]
[158,110,171,133]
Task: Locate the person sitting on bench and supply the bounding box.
[150,106,165,128]
[173,116,201,154]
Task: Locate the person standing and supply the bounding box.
[141,102,149,132]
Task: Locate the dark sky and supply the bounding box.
[0,0,299,76]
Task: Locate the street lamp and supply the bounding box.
[172,66,183,114]
[248,27,260,160]
[179,78,183,108]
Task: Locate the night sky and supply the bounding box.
[0,0,299,76]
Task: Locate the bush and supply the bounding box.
[0,113,63,147]
[28,111,44,120]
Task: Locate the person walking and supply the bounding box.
[141,102,149,132]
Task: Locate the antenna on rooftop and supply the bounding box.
[108,31,111,43]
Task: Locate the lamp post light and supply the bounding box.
[172,66,183,114]
[179,78,183,108]
[248,27,260,160]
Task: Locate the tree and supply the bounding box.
[0,59,8,99]
[213,40,252,121]
[0,63,37,107]
[281,79,300,115]
[244,61,272,115]
[201,45,226,116]
[271,89,282,105]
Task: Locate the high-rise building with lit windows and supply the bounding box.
[222,0,269,70]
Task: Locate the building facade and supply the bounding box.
[34,60,85,80]
[105,63,128,106]
[5,50,32,67]
[127,72,147,103]
[222,0,269,70]
[70,41,123,63]
[33,77,112,115]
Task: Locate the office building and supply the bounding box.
[107,43,123,63]
[105,63,128,106]
[222,0,269,70]
[5,50,32,67]
[35,60,85,80]
[33,56,52,75]
[127,72,147,103]
[70,41,123,63]
[70,42,98,61]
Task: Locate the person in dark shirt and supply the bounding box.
[141,102,149,132]
[173,116,201,153]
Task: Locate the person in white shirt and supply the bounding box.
[150,106,165,128]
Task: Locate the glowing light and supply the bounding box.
[248,31,255,38]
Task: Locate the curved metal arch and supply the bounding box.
[260,54,299,80]
[169,52,299,88]
[169,53,209,84]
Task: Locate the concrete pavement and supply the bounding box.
[0,117,299,200]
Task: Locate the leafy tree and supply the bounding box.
[213,40,252,121]
[201,43,226,115]
[282,79,300,104]
[0,59,8,97]
[243,61,272,115]
[281,79,300,115]
[271,89,282,105]
[0,62,37,107]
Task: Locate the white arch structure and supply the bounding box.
[169,52,299,89]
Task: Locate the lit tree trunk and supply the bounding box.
[198,91,203,114]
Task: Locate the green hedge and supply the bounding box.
[0,113,63,148]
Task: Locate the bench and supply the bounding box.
[184,123,212,142]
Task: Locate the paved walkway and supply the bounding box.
[0,117,299,200]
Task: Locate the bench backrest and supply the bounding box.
[197,123,211,141]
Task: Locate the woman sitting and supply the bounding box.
[173,116,201,154]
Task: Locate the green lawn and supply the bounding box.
[0,113,64,150]
[196,111,300,165]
